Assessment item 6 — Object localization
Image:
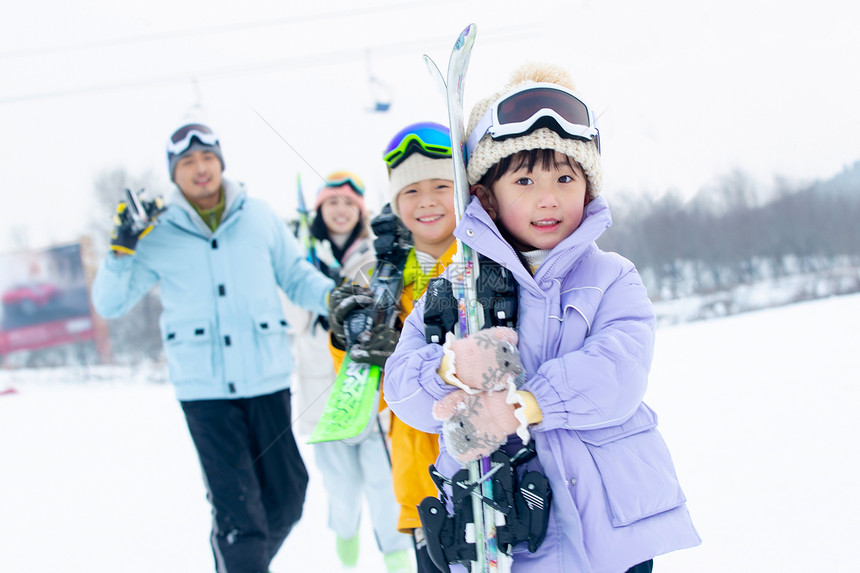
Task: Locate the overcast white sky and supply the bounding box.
[2,0,858,253]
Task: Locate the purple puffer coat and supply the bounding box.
[383,196,701,573]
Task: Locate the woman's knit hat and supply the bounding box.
[465,63,602,198]
[315,170,366,215]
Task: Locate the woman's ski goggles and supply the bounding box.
[323,171,365,195]
[166,123,220,156]
[466,83,600,160]
[383,122,452,169]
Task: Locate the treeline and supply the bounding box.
[599,168,860,300]
[91,164,860,363]
[88,168,168,364]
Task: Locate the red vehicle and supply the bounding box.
[2,283,61,315]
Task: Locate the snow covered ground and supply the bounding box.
[1,293,858,572]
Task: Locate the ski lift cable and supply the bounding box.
[0,24,542,105]
[0,0,464,60]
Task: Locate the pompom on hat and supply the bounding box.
[465,63,603,198]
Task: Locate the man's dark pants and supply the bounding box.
[182,388,308,573]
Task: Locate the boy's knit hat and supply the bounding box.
[383,122,455,216]
[315,170,366,215]
[465,63,602,198]
[166,123,225,181]
[388,154,455,216]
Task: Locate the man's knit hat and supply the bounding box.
[166,123,225,181]
[315,170,366,215]
[465,63,602,198]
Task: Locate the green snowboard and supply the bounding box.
[308,355,381,444]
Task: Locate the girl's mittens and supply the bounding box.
[433,387,523,463]
[438,327,525,393]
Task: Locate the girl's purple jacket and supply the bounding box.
[384,197,701,572]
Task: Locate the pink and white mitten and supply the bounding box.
[433,385,531,463]
[438,327,524,393]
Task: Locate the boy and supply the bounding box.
[328,122,456,573]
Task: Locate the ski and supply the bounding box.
[123,188,150,234]
[424,24,511,573]
[122,188,164,235]
[295,173,319,268]
[308,205,410,445]
[307,358,382,443]
[423,53,447,97]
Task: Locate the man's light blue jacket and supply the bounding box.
[92,179,334,401]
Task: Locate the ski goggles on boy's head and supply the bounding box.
[466,83,600,160]
[323,171,365,195]
[383,122,452,169]
[166,123,220,156]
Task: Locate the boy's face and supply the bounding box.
[320,191,361,235]
[477,151,588,252]
[173,149,223,210]
[396,178,456,257]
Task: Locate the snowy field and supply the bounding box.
[1,293,858,572]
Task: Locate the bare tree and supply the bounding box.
[600,164,860,306]
[89,167,169,365]
[7,225,30,250]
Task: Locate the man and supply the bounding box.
[92,122,335,572]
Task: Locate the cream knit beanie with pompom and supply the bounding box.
[466,63,602,198]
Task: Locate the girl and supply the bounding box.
[383,64,701,572]
[290,171,413,572]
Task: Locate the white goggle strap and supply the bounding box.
[166,131,219,155]
[465,108,494,163]
[464,99,601,165]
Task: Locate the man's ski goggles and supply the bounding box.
[166,123,220,156]
[383,122,452,169]
[323,171,365,196]
[466,83,600,160]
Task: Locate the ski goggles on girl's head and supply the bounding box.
[383,122,452,169]
[166,123,220,156]
[323,171,365,195]
[466,83,600,160]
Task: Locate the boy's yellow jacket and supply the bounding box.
[330,241,457,532]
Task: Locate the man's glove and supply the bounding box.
[327,283,374,348]
[110,192,165,256]
[349,324,400,367]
